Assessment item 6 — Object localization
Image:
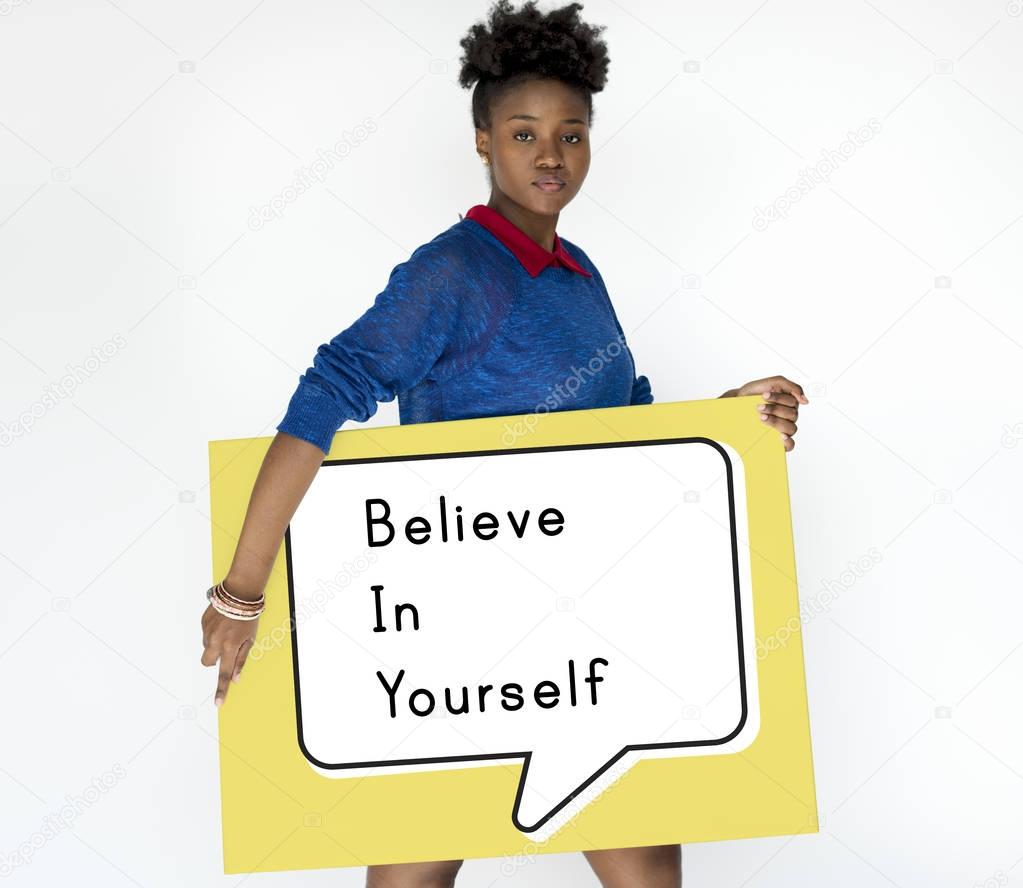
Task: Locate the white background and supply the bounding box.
[1,0,1021,886]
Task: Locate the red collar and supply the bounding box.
[462,204,592,278]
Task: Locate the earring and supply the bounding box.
[479,153,490,166]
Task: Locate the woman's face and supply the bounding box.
[477,78,591,216]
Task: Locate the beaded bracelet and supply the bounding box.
[206,579,265,621]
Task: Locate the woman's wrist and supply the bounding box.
[222,569,267,602]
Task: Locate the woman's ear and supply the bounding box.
[475,127,489,157]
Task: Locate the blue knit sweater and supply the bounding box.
[277,216,654,454]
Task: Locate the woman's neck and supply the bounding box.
[486,195,558,253]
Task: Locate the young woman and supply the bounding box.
[200,2,807,885]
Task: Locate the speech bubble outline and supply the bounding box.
[285,436,754,834]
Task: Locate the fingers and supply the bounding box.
[755,381,805,452]
[735,376,808,405]
[201,630,236,706]
[201,606,217,665]
[766,375,808,404]
[201,612,221,668]
[231,638,253,683]
[758,399,798,421]
[202,604,261,707]
[216,655,234,708]
[760,411,797,437]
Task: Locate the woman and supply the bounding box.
[200,2,807,885]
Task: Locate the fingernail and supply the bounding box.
[215,697,222,707]
[760,413,768,421]
[757,404,766,411]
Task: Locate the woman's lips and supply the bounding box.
[534,181,565,193]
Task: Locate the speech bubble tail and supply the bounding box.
[513,746,623,834]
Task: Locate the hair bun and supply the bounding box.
[458,0,610,94]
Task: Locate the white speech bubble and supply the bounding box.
[286,437,759,835]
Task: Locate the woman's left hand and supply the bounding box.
[720,375,808,452]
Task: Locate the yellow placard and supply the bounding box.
[208,396,817,873]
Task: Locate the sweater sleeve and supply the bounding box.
[571,248,654,406]
[276,244,463,454]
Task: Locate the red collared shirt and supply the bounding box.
[461,204,592,278]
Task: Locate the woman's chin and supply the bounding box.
[522,188,572,214]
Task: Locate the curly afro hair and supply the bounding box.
[458,0,610,130]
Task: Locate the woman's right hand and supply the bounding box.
[200,432,327,707]
[200,593,260,708]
